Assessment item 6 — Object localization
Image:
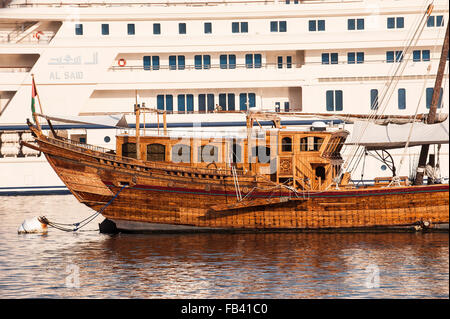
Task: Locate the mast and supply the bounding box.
[135,90,141,160]
[414,22,449,185]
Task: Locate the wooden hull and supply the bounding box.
[34,137,449,232]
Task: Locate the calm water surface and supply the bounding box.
[0,195,448,298]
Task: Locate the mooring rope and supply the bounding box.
[38,185,127,232]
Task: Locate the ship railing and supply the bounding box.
[45,135,244,176]
[7,1,363,9]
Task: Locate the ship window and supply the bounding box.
[198,145,218,163]
[427,15,444,27]
[101,24,109,35]
[127,23,135,35]
[143,56,160,70]
[348,18,364,30]
[179,23,186,34]
[153,23,161,35]
[147,143,165,161]
[172,144,190,163]
[220,54,236,69]
[426,87,443,109]
[322,53,338,65]
[300,137,323,152]
[370,89,379,110]
[309,19,325,32]
[169,55,185,70]
[281,137,292,152]
[157,94,173,112]
[251,146,271,164]
[122,143,136,159]
[387,17,404,29]
[219,93,235,111]
[348,52,364,64]
[232,21,248,33]
[239,93,256,111]
[204,22,212,34]
[194,55,211,69]
[245,54,262,68]
[286,56,292,68]
[75,24,83,35]
[398,88,406,110]
[386,50,403,63]
[326,90,343,111]
[270,21,287,32]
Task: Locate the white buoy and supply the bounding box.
[18,217,48,234]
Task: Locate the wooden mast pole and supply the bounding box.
[414,22,449,185]
[135,90,141,160]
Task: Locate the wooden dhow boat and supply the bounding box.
[23,101,449,233]
[22,18,449,233]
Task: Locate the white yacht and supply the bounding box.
[0,0,448,195]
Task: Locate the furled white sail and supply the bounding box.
[36,113,128,128]
[346,117,449,150]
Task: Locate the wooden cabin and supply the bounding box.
[115,123,348,191]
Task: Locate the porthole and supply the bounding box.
[104,136,111,143]
[381,165,387,171]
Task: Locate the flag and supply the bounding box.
[31,77,37,116]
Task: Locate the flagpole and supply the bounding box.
[31,74,58,137]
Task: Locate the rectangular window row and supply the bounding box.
[76,15,418,36]
[156,93,256,113]
[367,87,442,111]
[321,52,364,64]
[141,54,263,70]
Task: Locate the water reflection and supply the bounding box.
[0,195,448,298]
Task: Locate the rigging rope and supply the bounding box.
[338,1,437,182]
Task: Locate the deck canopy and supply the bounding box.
[37,113,128,128]
[346,117,449,150]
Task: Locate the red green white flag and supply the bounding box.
[31,77,37,115]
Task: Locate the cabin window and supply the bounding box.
[281,137,292,152]
[198,145,218,163]
[251,146,271,164]
[300,137,323,152]
[122,143,136,159]
[230,142,242,164]
[147,143,165,161]
[172,144,191,163]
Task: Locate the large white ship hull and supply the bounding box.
[0,0,448,194]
